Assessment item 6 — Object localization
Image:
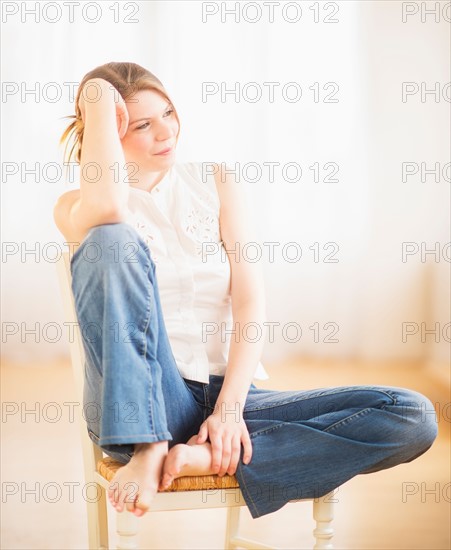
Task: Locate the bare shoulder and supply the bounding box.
[211,162,242,210]
[212,162,257,243]
[212,163,251,213]
[211,163,265,307]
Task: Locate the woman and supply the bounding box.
[54,62,438,520]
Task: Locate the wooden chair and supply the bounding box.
[56,251,335,549]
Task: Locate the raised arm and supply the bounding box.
[54,78,130,243]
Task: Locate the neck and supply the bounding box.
[129,167,171,193]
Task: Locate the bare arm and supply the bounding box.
[54,78,130,242]
[196,162,267,475]
[213,163,267,410]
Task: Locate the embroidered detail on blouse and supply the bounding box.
[132,219,159,264]
[198,186,219,211]
[184,207,220,256]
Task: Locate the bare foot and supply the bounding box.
[108,440,168,517]
[159,435,215,491]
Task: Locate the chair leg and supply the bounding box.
[116,509,139,550]
[312,492,335,549]
[224,506,241,550]
[86,483,109,550]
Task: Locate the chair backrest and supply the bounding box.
[56,252,104,471]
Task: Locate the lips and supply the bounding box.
[154,147,172,155]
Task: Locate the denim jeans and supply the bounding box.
[70,223,438,519]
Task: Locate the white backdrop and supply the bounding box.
[1,1,450,369]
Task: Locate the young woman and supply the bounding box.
[54,62,438,520]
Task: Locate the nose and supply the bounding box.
[154,118,177,142]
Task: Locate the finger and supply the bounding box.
[219,435,232,477]
[119,100,129,125]
[210,435,223,475]
[122,104,130,126]
[120,481,137,513]
[118,119,126,139]
[77,97,85,125]
[227,434,242,476]
[119,111,129,139]
[116,485,128,512]
[197,423,208,444]
[242,431,253,465]
[108,482,120,506]
[117,113,127,140]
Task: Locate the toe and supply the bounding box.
[133,508,145,517]
[108,483,119,505]
[161,473,173,490]
[122,483,139,513]
[126,498,138,514]
[134,489,152,515]
[117,487,131,512]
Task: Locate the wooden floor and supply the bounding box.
[1,357,450,549]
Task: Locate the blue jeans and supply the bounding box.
[70,223,438,519]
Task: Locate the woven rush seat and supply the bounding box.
[97,456,240,492]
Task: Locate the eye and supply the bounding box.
[135,109,174,130]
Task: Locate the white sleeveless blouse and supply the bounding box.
[124,161,269,384]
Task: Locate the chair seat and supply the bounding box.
[97,457,240,492]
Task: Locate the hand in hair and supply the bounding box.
[77,77,129,139]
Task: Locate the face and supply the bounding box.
[121,89,179,175]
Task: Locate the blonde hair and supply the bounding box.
[60,61,181,165]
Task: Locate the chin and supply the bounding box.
[153,152,176,163]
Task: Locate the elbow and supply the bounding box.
[78,198,128,227]
[233,298,267,321]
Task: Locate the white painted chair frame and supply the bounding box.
[56,252,335,549]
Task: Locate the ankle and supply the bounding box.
[134,440,169,456]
